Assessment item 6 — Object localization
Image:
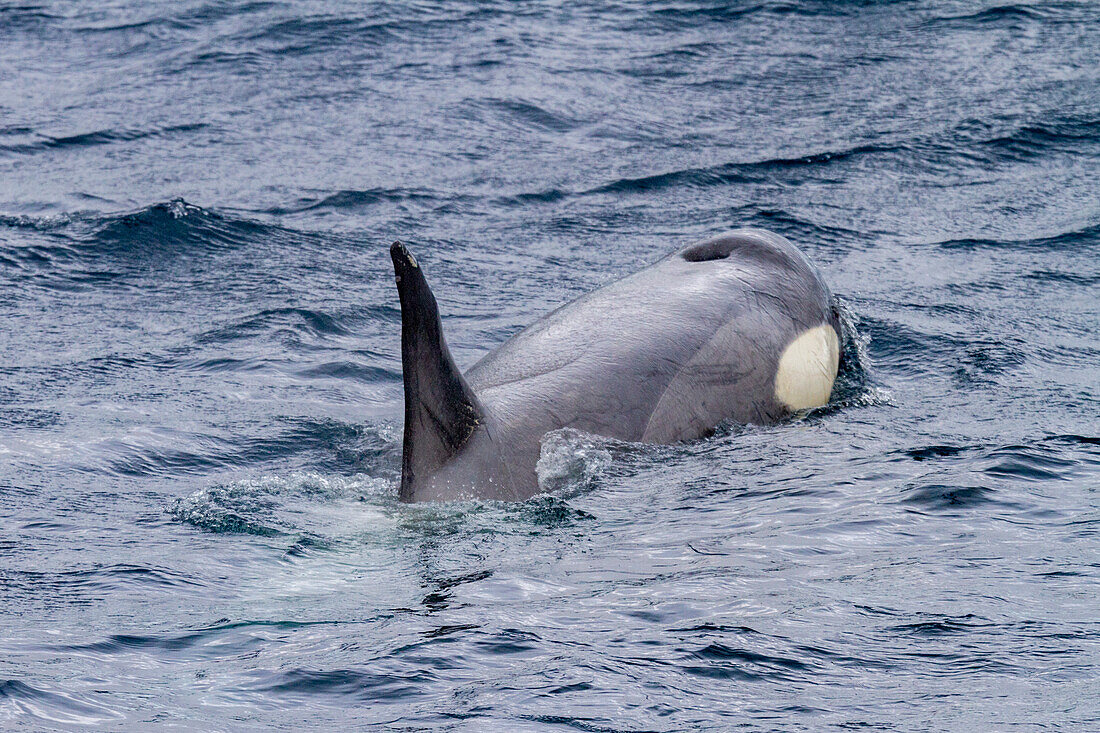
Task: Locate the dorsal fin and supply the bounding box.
[390,241,484,501]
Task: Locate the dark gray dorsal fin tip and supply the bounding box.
[391,241,484,501]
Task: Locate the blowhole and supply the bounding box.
[681,239,737,262]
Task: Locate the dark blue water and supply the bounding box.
[2,1,1098,729]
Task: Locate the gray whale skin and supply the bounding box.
[391,229,842,502]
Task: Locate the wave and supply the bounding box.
[262,187,442,215]
[70,1,274,35]
[859,317,967,378]
[890,613,993,636]
[0,199,319,251]
[5,564,204,601]
[900,483,1007,512]
[0,5,62,30]
[489,144,894,207]
[195,307,352,341]
[646,0,865,29]
[982,444,1077,483]
[0,680,123,726]
[456,97,588,135]
[493,107,1100,205]
[742,208,866,245]
[934,221,1100,251]
[922,4,1058,29]
[682,642,814,683]
[0,406,61,429]
[0,123,207,156]
[587,143,894,196]
[103,418,391,479]
[1045,433,1100,449]
[951,112,1100,167]
[91,199,279,257]
[0,199,336,291]
[238,667,433,703]
[896,436,1093,517]
[170,471,393,536]
[296,361,399,382]
[238,15,398,54]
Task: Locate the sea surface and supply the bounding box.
[1,1,1098,730]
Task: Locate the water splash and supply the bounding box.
[536,428,614,497]
[170,472,392,537]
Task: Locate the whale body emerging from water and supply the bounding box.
[391,229,842,502]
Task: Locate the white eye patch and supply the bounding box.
[774,324,840,410]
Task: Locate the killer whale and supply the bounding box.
[391,229,842,502]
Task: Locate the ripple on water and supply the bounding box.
[682,643,815,683]
[94,418,396,478]
[238,667,434,706]
[170,472,392,537]
[0,680,123,727]
[897,438,1088,516]
[0,199,342,294]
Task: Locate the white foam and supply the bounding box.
[536,429,612,497]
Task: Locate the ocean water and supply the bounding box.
[2,0,1098,730]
